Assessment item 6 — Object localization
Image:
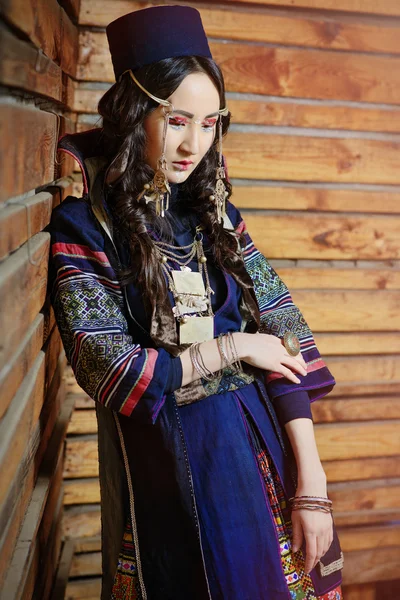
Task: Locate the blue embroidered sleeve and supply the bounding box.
[225,200,335,409]
[47,197,177,424]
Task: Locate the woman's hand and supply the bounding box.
[235,332,307,384]
[291,507,334,574]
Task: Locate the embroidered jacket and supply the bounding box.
[46,129,342,600]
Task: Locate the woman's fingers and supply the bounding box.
[291,513,304,553]
[304,533,317,574]
[281,355,307,377]
[278,365,301,384]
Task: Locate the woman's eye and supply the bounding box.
[169,119,185,129]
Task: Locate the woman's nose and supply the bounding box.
[179,124,200,155]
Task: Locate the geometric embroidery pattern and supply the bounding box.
[244,250,312,342]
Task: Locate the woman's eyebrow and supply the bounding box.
[171,109,219,119]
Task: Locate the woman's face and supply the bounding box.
[143,72,221,184]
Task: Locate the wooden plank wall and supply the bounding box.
[0,0,79,598]
[58,1,400,598]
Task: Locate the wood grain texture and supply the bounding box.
[71,84,400,133]
[78,0,400,54]
[0,23,62,102]
[0,0,78,78]
[70,551,101,577]
[324,355,400,385]
[225,133,400,185]
[67,409,97,434]
[64,439,99,479]
[315,421,400,460]
[1,450,64,599]
[244,212,400,259]
[230,0,400,18]
[316,331,400,355]
[312,396,400,422]
[0,191,54,261]
[274,267,400,290]
[64,478,99,505]
[292,290,400,331]
[342,547,400,584]
[0,373,67,590]
[0,101,58,203]
[335,508,400,527]
[0,233,50,371]
[322,456,400,483]
[338,524,400,552]
[228,98,400,133]
[62,506,101,539]
[0,314,44,420]
[0,382,72,590]
[232,185,400,214]
[77,32,400,105]
[65,577,101,599]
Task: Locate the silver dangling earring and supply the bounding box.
[209,109,229,224]
[137,105,173,217]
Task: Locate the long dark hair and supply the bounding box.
[98,56,244,308]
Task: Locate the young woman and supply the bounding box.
[48,6,343,599]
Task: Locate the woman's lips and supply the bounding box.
[173,161,193,171]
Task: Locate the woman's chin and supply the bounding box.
[167,169,192,184]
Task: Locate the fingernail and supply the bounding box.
[292,546,298,553]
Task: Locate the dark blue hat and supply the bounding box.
[106,5,212,81]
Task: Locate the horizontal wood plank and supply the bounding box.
[232,185,400,214]
[312,396,400,423]
[0,353,45,509]
[232,0,400,18]
[65,577,101,599]
[275,267,400,290]
[72,83,400,134]
[79,0,400,55]
[0,233,50,371]
[338,524,400,552]
[70,551,101,577]
[292,290,400,331]
[0,23,62,102]
[64,439,98,479]
[322,456,400,483]
[0,101,58,203]
[64,478,99,505]
[0,383,72,592]
[341,583,376,600]
[67,409,97,435]
[0,191,55,261]
[324,355,400,385]
[314,333,400,355]
[315,421,400,460]
[342,547,400,584]
[1,450,64,598]
[334,508,400,527]
[62,506,101,539]
[226,133,400,185]
[0,0,78,78]
[229,98,400,133]
[244,212,400,259]
[74,536,101,553]
[0,314,44,420]
[78,33,400,105]
[329,478,400,511]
